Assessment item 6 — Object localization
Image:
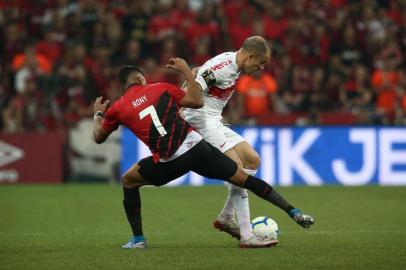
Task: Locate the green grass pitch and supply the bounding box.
[1,185,406,270]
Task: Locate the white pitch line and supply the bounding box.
[0,232,130,236]
[282,230,406,234]
[0,230,405,236]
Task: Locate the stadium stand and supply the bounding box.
[0,0,405,131]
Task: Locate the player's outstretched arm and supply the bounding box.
[92,97,112,144]
[166,58,203,109]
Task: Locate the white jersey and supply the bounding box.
[182,52,240,127]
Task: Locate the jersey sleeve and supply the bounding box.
[160,83,186,105]
[102,103,119,133]
[195,68,218,91]
[195,55,235,91]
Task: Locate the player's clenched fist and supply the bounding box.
[93,96,110,114]
[166,58,191,74]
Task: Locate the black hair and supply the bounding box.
[241,37,270,55]
[118,65,144,85]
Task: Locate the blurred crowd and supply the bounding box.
[0,0,406,133]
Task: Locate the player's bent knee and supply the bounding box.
[236,160,244,170]
[244,152,261,170]
[225,149,244,169]
[229,157,244,169]
[121,174,132,188]
[122,173,140,188]
[229,168,248,188]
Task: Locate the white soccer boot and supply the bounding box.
[213,216,241,240]
[239,235,279,248]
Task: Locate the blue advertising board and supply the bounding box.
[121,127,406,186]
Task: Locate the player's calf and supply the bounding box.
[229,170,315,229]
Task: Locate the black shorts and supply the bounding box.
[138,139,238,186]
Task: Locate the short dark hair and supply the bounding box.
[241,37,270,55]
[118,65,144,84]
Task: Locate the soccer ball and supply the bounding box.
[251,216,279,240]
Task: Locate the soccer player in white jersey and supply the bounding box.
[182,36,289,247]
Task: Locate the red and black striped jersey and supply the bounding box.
[102,83,192,161]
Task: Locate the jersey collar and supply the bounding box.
[125,83,142,92]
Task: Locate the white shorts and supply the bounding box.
[197,121,245,153]
[159,130,203,162]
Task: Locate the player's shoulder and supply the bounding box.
[146,83,184,100]
[199,52,238,85]
[210,51,235,62]
[147,82,168,88]
[202,52,238,79]
[148,82,178,90]
[199,52,237,82]
[202,52,236,71]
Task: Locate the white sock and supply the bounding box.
[219,182,236,220]
[233,186,254,240]
[219,169,257,240]
[236,168,257,240]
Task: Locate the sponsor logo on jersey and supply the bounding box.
[210,60,232,71]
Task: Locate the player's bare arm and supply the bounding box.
[191,67,199,79]
[92,97,111,144]
[166,58,203,109]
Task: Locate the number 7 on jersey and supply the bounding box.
[139,105,168,137]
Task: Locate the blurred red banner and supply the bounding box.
[0,132,63,183]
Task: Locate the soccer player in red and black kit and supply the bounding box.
[92,58,314,249]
